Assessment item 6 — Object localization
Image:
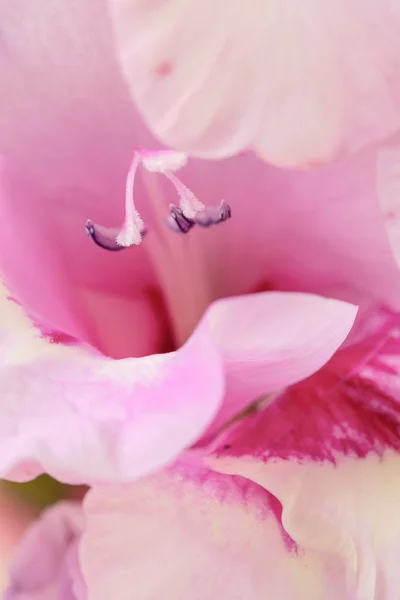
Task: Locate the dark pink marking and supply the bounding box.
[41,330,80,346]
[154,60,174,78]
[214,315,400,464]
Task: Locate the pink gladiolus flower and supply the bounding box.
[0,0,377,486]
[3,2,400,599]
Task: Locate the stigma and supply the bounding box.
[85,149,232,251]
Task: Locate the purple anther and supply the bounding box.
[194,200,232,228]
[85,220,129,251]
[165,204,195,234]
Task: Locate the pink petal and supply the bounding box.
[1,1,400,335]
[109,0,400,167]
[0,161,86,341]
[81,462,348,600]
[0,283,224,483]
[0,281,355,484]
[210,454,400,600]
[377,133,400,269]
[152,143,400,317]
[0,3,170,358]
[4,502,85,600]
[198,291,357,437]
[208,309,400,599]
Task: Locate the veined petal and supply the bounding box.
[208,309,400,600]
[109,0,400,167]
[0,282,224,484]
[81,462,348,600]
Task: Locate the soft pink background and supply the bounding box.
[0,488,33,593]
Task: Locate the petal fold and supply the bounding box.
[198,291,357,436]
[0,282,224,483]
[208,309,400,600]
[81,462,348,600]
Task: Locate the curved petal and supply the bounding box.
[0,282,224,484]
[81,462,348,600]
[4,502,85,600]
[109,0,400,167]
[198,291,357,437]
[208,310,400,600]
[0,280,356,484]
[0,2,171,358]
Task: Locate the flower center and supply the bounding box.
[85,149,232,346]
[85,149,231,251]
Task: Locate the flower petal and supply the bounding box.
[109,0,400,166]
[0,2,171,358]
[377,133,400,269]
[4,501,85,600]
[208,310,400,600]
[198,291,357,437]
[145,143,400,317]
[211,456,400,600]
[81,462,348,600]
[0,160,86,341]
[0,282,224,484]
[0,280,356,484]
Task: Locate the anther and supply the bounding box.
[85,220,147,251]
[165,205,195,234]
[193,200,232,228]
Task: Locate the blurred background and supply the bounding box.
[0,478,82,592]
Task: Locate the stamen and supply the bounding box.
[85,220,147,251]
[85,220,126,252]
[85,153,146,252]
[193,200,232,228]
[164,200,232,234]
[115,153,145,247]
[165,204,195,234]
[85,149,232,250]
[162,170,205,219]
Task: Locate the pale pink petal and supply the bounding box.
[81,462,348,600]
[0,3,171,358]
[0,282,224,484]
[208,310,400,600]
[4,502,85,600]
[109,0,400,167]
[198,291,357,436]
[211,457,400,600]
[0,280,356,484]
